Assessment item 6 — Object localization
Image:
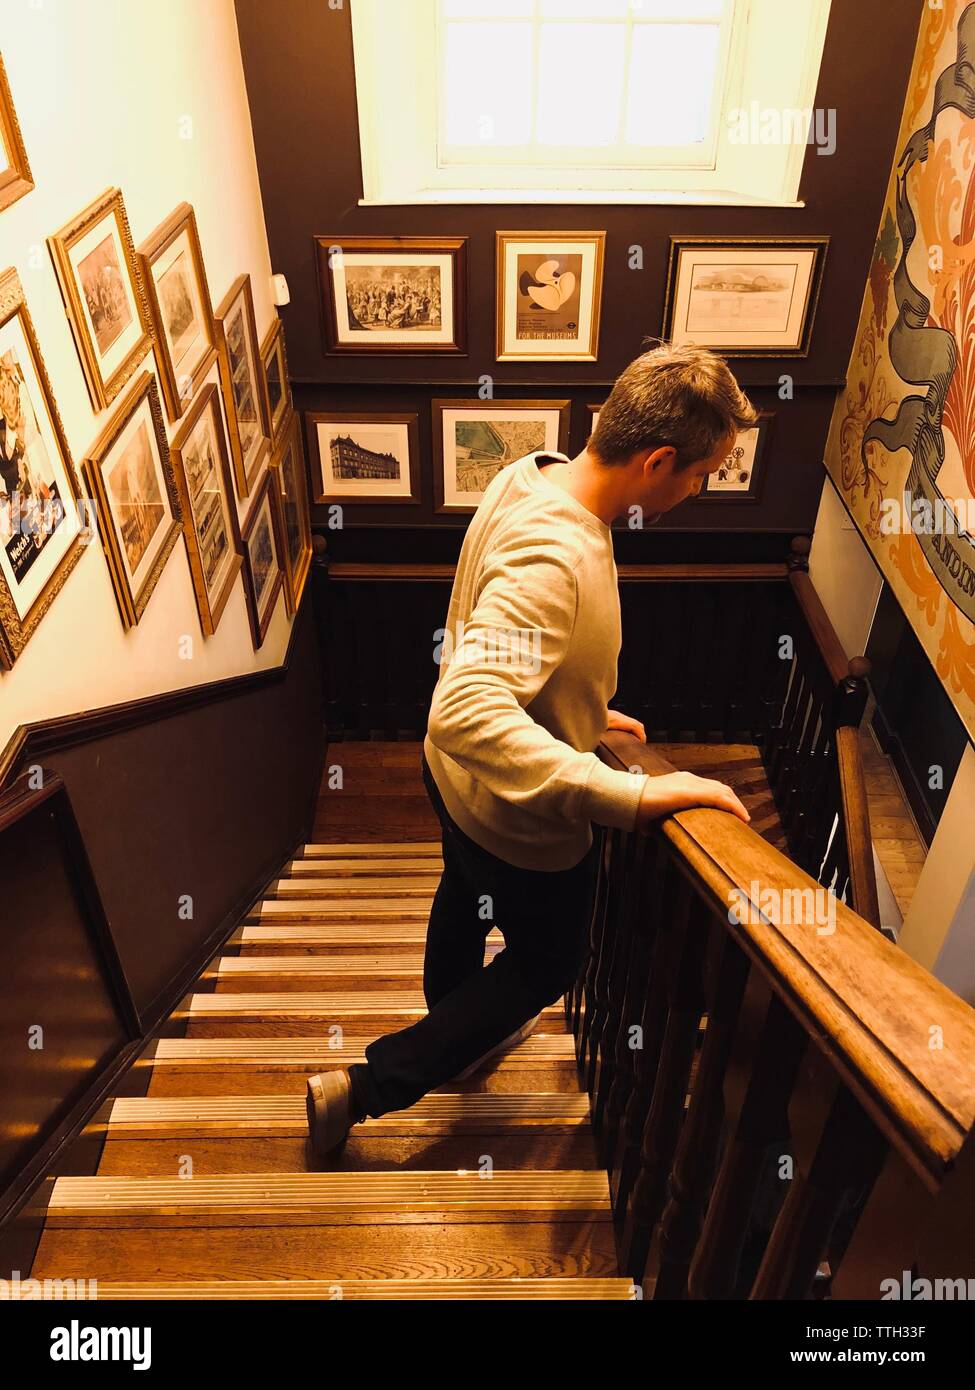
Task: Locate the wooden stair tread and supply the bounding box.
[206,950,499,979]
[183,992,562,1015]
[298,841,441,857]
[233,923,500,947]
[285,858,443,876]
[147,1035,576,1066]
[80,1277,632,1299]
[267,878,438,899]
[247,900,432,920]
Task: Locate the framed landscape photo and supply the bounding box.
[0,53,33,215]
[214,273,270,499]
[306,411,420,506]
[432,399,570,514]
[315,235,467,355]
[0,267,86,668]
[48,187,152,409]
[84,372,182,629]
[662,237,828,357]
[240,470,284,649]
[137,202,216,423]
[260,316,291,449]
[496,232,604,362]
[169,380,242,635]
[271,411,312,616]
[699,411,774,503]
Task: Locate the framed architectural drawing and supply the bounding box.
[240,470,284,648]
[699,412,774,503]
[137,202,217,423]
[48,187,152,409]
[306,411,420,506]
[169,381,242,635]
[271,411,312,616]
[496,232,604,362]
[432,399,570,514]
[315,236,467,355]
[214,273,270,499]
[0,53,33,215]
[0,267,86,668]
[83,372,182,629]
[260,316,291,449]
[662,237,828,357]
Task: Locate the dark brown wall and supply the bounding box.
[234,0,923,550]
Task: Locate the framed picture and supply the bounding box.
[271,411,312,616]
[83,371,182,629]
[432,399,570,514]
[587,404,602,437]
[496,231,604,362]
[214,273,270,499]
[137,203,216,424]
[47,188,152,410]
[0,53,33,215]
[306,411,420,506]
[0,267,86,668]
[662,237,828,357]
[699,411,774,503]
[240,470,285,649]
[315,236,467,355]
[260,316,290,449]
[169,380,242,635]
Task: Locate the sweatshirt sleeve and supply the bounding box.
[426,536,647,830]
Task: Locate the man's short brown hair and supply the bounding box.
[591,341,758,472]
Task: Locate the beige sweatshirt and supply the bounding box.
[424,451,649,871]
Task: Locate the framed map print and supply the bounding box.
[48,188,152,409]
[699,411,774,503]
[169,381,242,635]
[240,470,284,649]
[270,411,312,616]
[662,237,828,357]
[0,52,33,215]
[84,372,182,629]
[315,236,467,355]
[0,267,86,668]
[306,411,420,506]
[432,399,570,514]
[137,202,217,423]
[496,232,604,362]
[215,273,270,499]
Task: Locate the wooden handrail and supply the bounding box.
[599,730,975,1188]
[325,561,790,583]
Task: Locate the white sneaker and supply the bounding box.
[451,1012,543,1081]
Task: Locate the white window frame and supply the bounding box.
[351,0,832,206]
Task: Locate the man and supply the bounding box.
[307,343,757,1158]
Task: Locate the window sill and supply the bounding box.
[358,189,806,208]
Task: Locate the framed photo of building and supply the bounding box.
[169,381,242,635]
[0,53,33,215]
[270,411,312,616]
[260,316,291,450]
[0,267,86,668]
[306,411,420,506]
[662,238,828,357]
[699,412,774,503]
[315,236,467,355]
[83,372,182,629]
[240,470,284,649]
[496,232,604,362]
[48,188,152,410]
[137,203,216,424]
[214,274,270,500]
[432,399,570,514]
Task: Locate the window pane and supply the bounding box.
[539,0,630,17]
[536,23,626,146]
[442,23,533,146]
[443,0,532,16]
[625,23,720,146]
[630,0,727,16]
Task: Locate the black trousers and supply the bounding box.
[347,756,600,1119]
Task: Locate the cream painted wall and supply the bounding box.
[0,0,291,754]
[808,476,883,662]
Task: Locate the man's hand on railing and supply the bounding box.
[636,770,751,829]
[605,709,647,741]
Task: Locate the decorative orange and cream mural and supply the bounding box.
[824,0,975,741]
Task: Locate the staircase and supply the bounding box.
[29,840,634,1300]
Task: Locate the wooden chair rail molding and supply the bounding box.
[598,730,975,1189]
[325,561,790,583]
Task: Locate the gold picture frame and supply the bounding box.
[270,410,312,617]
[496,231,605,362]
[0,53,33,215]
[214,273,270,500]
[240,469,285,649]
[83,371,182,629]
[169,380,243,636]
[137,202,217,424]
[260,316,291,449]
[0,266,86,668]
[48,187,152,410]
